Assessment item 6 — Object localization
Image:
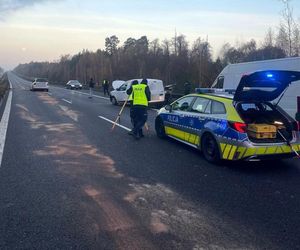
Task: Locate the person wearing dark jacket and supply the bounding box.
[89,78,95,98]
[103,79,109,96]
[128,80,139,131]
[126,79,151,139]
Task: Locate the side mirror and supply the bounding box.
[295,112,300,122]
[165,104,172,112]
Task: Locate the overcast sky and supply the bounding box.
[1,0,300,70]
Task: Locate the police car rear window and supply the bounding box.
[191,98,210,113]
[212,101,226,114]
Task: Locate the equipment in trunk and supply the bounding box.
[247,124,277,139]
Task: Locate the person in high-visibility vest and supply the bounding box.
[128,80,137,132]
[126,79,151,139]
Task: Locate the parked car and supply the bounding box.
[155,70,300,163]
[66,80,82,89]
[31,78,49,91]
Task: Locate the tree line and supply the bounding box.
[14,0,300,93]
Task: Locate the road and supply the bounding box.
[0,72,300,249]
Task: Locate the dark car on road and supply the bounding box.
[66,80,82,90]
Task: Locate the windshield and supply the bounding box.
[36,79,48,82]
[70,81,80,85]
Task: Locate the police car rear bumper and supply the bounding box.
[219,140,300,161]
[244,152,298,161]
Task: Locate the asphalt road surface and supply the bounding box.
[1,72,300,250]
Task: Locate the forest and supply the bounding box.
[13,1,300,93]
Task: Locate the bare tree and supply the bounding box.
[191,37,212,86]
[105,35,120,56]
[293,25,300,56]
[276,23,289,54]
[279,0,295,56]
[263,28,275,47]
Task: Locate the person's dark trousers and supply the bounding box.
[104,86,109,96]
[132,105,147,138]
[128,105,135,135]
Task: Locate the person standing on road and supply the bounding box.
[184,81,192,95]
[128,80,138,134]
[126,79,151,140]
[89,78,95,98]
[103,79,110,96]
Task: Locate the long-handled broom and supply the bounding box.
[111,98,129,131]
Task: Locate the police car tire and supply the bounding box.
[201,133,221,163]
[155,118,166,138]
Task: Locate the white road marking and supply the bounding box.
[0,82,13,167]
[72,90,110,100]
[98,115,131,131]
[62,98,72,104]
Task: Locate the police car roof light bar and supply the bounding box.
[195,88,215,94]
[195,88,236,95]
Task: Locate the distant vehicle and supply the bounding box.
[156,71,300,163]
[109,79,165,106]
[211,57,300,118]
[66,80,82,89]
[31,78,49,91]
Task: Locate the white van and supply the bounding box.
[211,57,300,118]
[110,79,165,106]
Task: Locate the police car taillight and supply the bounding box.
[228,122,247,133]
[293,121,300,131]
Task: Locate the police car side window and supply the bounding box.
[191,97,211,114]
[172,97,194,111]
[212,101,226,114]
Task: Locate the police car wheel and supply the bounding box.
[201,133,220,163]
[155,118,166,138]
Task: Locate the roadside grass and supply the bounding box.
[0,73,9,101]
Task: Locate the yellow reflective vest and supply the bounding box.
[132,84,148,106]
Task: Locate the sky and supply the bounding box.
[1,0,300,70]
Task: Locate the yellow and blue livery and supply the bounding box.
[155,70,300,163]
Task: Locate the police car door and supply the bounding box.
[191,98,227,138]
[166,96,196,143]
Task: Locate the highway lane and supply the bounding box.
[1,72,300,249]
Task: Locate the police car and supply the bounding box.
[155,70,300,163]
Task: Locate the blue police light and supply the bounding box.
[266,73,274,78]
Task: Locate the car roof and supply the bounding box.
[186,93,234,104]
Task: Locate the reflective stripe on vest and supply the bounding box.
[132,84,148,106]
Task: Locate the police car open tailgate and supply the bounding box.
[233,70,300,102]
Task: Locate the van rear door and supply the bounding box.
[148,79,165,103]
